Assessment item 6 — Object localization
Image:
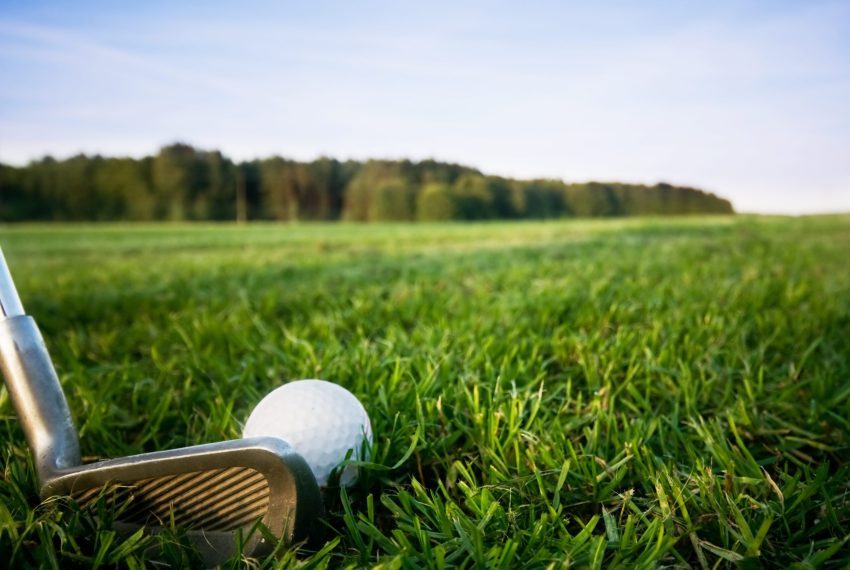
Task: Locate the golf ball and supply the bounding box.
[243,379,372,487]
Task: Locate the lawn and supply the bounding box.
[1,215,849,568]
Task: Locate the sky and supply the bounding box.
[1,1,848,214]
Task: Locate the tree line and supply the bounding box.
[0,143,733,222]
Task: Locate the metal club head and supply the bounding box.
[45,436,322,562]
[0,248,321,564]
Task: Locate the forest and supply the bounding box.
[0,144,734,222]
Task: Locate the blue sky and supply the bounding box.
[1,1,848,214]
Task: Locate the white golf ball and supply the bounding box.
[243,379,372,487]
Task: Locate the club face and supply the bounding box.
[43,437,322,564]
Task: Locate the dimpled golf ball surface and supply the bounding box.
[243,380,372,487]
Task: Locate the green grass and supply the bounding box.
[1,215,849,568]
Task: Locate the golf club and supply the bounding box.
[0,247,322,565]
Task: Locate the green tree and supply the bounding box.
[565,182,622,217]
[0,164,30,221]
[153,144,195,220]
[259,157,298,221]
[413,159,479,186]
[521,179,569,218]
[303,157,348,220]
[416,182,457,221]
[343,160,405,221]
[452,174,495,220]
[487,177,525,218]
[93,157,153,220]
[369,178,415,221]
[202,150,237,220]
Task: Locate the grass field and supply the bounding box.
[1,215,849,568]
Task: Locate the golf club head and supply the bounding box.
[45,437,322,564]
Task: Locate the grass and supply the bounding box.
[1,215,849,568]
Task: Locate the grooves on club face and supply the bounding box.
[72,466,270,532]
[46,437,323,562]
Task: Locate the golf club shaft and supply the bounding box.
[0,248,81,482]
[0,248,25,317]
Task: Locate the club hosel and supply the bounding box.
[0,316,81,482]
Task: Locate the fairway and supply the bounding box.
[1,216,849,567]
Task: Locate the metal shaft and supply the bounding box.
[0,247,81,482]
[0,248,25,317]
